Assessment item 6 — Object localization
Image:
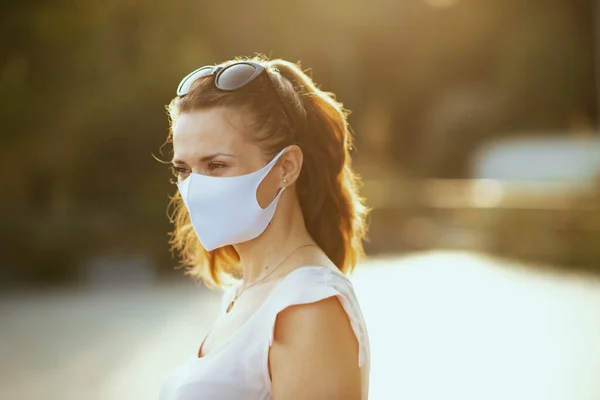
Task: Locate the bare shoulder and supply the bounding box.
[269,294,362,400]
[273,295,355,345]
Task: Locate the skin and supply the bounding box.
[171,107,362,399]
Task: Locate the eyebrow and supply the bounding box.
[171,152,235,165]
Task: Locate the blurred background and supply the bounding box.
[1,0,600,399]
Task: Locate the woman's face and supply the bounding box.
[171,107,282,208]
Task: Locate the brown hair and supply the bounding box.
[165,55,369,288]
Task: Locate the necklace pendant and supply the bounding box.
[226,300,235,313]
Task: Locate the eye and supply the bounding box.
[170,166,188,176]
[170,166,190,183]
[207,162,227,172]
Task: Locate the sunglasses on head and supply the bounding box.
[176,61,267,96]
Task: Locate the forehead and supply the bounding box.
[172,107,254,159]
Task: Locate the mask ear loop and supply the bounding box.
[254,147,289,185]
[253,147,289,207]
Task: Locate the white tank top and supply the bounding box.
[159,265,370,400]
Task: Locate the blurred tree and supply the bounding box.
[0,0,596,282]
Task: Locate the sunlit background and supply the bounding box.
[1,0,600,399]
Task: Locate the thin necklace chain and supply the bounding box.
[226,243,318,313]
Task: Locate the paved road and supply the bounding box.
[356,252,600,400]
[2,251,600,400]
[0,280,221,400]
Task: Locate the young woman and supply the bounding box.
[159,56,371,400]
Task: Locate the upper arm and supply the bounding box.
[269,295,362,400]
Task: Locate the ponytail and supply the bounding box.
[269,60,369,273]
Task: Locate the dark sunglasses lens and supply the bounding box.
[177,66,214,96]
[216,63,258,91]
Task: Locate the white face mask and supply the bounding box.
[177,147,288,251]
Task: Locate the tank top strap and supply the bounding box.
[264,266,368,367]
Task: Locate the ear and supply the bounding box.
[278,145,303,188]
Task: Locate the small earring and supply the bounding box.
[282,178,288,185]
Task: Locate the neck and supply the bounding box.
[233,190,314,284]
